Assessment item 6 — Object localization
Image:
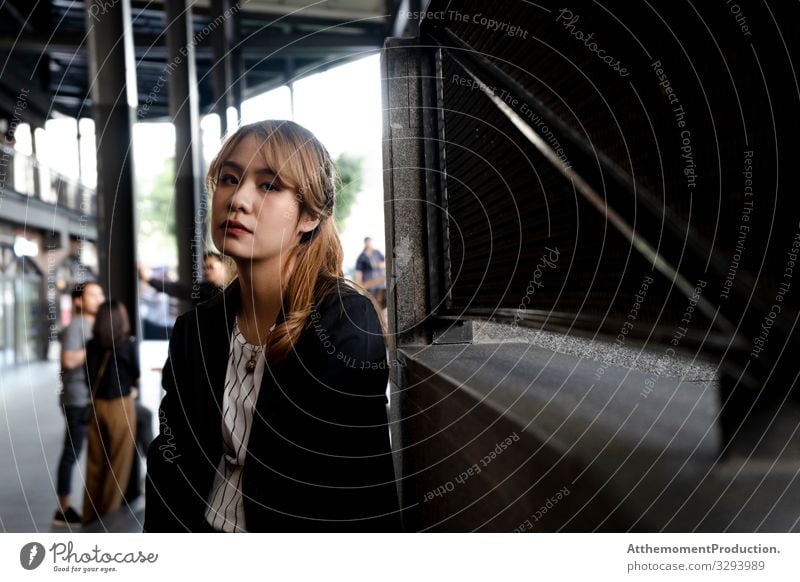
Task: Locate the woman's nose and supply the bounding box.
[227,188,252,213]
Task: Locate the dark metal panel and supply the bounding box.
[415,0,800,441]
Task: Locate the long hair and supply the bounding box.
[93,300,131,349]
[205,120,385,361]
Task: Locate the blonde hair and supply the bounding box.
[206,120,384,361]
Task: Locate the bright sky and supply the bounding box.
[238,52,386,274]
[37,53,386,275]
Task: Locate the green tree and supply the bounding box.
[334,152,363,232]
[137,157,177,265]
[138,157,176,238]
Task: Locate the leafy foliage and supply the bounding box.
[138,157,176,239]
[333,152,364,232]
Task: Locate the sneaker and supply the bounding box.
[53,507,82,526]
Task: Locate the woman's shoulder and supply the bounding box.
[313,280,376,322]
[196,277,240,311]
[309,281,385,359]
[111,336,138,359]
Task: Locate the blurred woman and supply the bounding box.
[83,300,139,525]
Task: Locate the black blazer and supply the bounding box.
[144,279,402,532]
[86,337,140,399]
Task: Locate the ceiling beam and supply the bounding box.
[129,1,390,26]
[0,30,383,54]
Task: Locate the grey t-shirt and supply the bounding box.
[60,315,93,407]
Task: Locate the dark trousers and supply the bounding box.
[124,401,154,502]
[56,405,91,497]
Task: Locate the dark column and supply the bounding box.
[286,58,296,119]
[391,0,421,37]
[30,125,42,199]
[210,0,232,136]
[0,119,15,194]
[75,118,83,185]
[84,0,139,328]
[406,0,421,36]
[209,0,242,130]
[230,7,243,126]
[165,1,204,300]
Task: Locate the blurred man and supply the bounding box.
[139,252,232,306]
[54,281,105,526]
[355,237,386,310]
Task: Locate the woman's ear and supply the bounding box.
[298,212,321,235]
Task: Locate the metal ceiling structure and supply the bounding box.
[0,0,406,125]
[0,0,417,348]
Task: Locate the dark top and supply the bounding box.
[144,278,401,532]
[86,337,140,400]
[355,249,385,283]
[147,278,220,305]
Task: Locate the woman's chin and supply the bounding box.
[222,250,250,262]
[219,248,268,266]
[214,239,248,258]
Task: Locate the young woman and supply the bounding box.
[144,120,400,532]
[84,300,139,525]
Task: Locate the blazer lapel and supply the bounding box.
[253,294,291,423]
[197,280,241,438]
[200,279,292,452]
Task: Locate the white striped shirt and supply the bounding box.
[204,319,273,532]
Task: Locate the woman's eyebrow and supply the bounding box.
[221,160,278,176]
[221,160,242,172]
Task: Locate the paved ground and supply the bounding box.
[0,343,167,533]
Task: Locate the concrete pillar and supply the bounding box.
[382,41,429,348]
[381,38,431,531]
[165,0,204,300]
[382,37,473,532]
[84,0,139,327]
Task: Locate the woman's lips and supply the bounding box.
[221,220,251,236]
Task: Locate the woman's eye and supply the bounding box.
[261,182,280,192]
[220,174,239,185]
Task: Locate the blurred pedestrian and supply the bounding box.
[355,237,386,310]
[53,282,105,527]
[82,300,139,525]
[139,252,232,306]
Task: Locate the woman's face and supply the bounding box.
[211,134,319,264]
